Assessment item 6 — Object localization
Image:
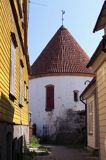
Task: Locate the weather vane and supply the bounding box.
[61,10,65,25]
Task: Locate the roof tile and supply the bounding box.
[31,26,93,76]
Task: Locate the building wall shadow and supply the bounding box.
[0,93,28,160]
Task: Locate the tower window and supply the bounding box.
[73,90,79,102]
[45,85,54,111]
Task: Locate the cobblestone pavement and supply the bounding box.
[33,145,99,160]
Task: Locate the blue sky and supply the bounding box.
[28,0,104,65]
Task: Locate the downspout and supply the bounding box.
[80,96,87,147]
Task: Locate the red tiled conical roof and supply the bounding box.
[31,26,93,76]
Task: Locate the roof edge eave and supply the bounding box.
[29,72,94,80]
[80,77,96,98]
[87,39,103,68]
[93,1,106,33]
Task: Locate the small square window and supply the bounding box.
[73,90,79,102]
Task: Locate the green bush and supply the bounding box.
[29,136,49,156]
[29,136,40,148]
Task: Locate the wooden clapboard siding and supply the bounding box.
[87,96,97,149]
[0,0,29,125]
[96,61,106,160]
[81,77,99,150]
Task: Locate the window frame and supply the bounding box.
[9,33,17,101]
[26,86,29,103]
[24,81,27,101]
[19,60,24,107]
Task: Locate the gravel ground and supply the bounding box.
[33,145,99,160]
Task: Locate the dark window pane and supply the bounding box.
[46,85,54,111]
[74,91,78,102]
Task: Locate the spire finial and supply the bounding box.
[61,10,65,26]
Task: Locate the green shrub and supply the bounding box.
[29,136,40,148]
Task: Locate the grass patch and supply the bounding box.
[27,136,50,157]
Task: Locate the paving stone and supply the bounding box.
[33,146,99,160]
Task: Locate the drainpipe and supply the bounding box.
[80,97,87,147]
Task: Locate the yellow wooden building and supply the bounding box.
[81,1,106,160]
[0,0,30,159]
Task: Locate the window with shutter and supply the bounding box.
[24,81,27,101]
[9,34,17,100]
[19,64,23,106]
[45,85,54,111]
[26,86,29,103]
[10,40,15,95]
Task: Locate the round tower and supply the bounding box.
[29,26,94,143]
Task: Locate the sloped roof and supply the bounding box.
[31,26,93,76]
[87,35,106,68]
[93,1,106,32]
[87,39,103,67]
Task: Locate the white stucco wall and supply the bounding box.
[29,75,92,137]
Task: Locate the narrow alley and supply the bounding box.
[34,146,98,160]
[1,1,106,160]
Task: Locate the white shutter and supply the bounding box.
[19,65,23,104]
[27,86,29,102]
[25,84,27,100]
[24,82,27,100]
[10,40,15,95]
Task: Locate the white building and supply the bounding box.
[29,26,94,143]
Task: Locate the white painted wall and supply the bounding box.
[29,75,92,137]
